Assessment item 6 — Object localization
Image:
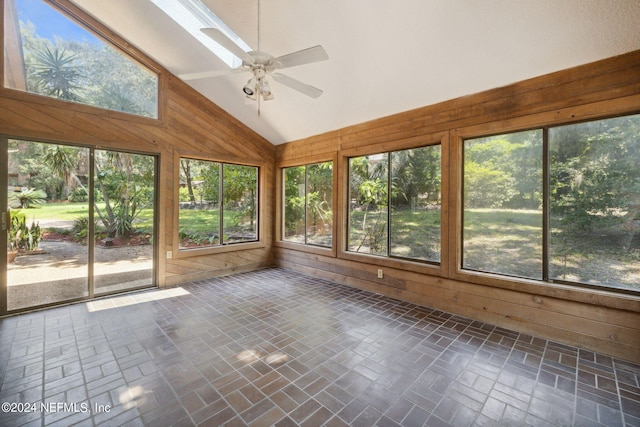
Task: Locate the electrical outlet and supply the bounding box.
[166,251,172,259]
[377,269,383,279]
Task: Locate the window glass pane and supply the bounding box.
[178,159,220,249]
[348,154,389,255]
[4,0,158,118]
[222,164,258,243]
[390,146,441,262]
[549,115,640,291]
[463,130,543,278]
[283,166,305,243]
[94,150,155,295]
[7,141,90,310]
[306,162,333,247]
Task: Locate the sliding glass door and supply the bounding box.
[2,139,156,313]
[5,140,90,310]
[93,149,155,295]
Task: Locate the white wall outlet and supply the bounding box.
[377,269,383,279]
[166,251,172,259]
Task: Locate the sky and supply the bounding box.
[17,0,100,44]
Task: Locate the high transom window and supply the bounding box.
[3,0,159,119]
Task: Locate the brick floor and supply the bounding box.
[1,268,639,426]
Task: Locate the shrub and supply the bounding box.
[72,216,95,242]
[9,211,42,251]
[10,188,47,208]
[67,187,88,202]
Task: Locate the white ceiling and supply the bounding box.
[70,0,640,145]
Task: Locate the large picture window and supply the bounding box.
[463,130,543,278]
[549,116,640,290]
[348,145,441,263]
[283,161,333,247]
[462,114,640,292]
[179,158,258,250]
[4,0,158,118]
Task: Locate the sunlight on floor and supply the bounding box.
[118,385,152,410]
[86,287,191,312]
[236,349,290,366]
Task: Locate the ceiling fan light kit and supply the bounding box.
[183,0,328,111]
[243,77,257,96]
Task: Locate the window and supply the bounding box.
[348,145,441,263]
[463,130,543,278]
[179,158,258,250]
[462,114,640,292]
[549,116,640,290]
[4,0,158,118]
[283,161,333,247]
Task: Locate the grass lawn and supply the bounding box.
[179,208,220,234]
[13,202,155,230]
[20,202,637,291]
[15,202,92,221]
[463,208,543,279]
[463,208,639,290]
[351,207,639,290]
[349,207,440,261]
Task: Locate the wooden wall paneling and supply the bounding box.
[167,78,275,162]
[275,50,640,363]
[285,51,640,158]
[275,131,341,162]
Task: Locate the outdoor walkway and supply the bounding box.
[7,240,152,310]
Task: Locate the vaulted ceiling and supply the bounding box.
[70,0,640,145]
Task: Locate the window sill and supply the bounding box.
[339,250,442,276]
[275,240,336,257]
[452,268,640,313]
[176,241,265,258]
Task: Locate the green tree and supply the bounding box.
[180,159,197,206]
[349,155,389,253]
[306,162,333,236]
[464,138,519,208]
[42,145,87,200]
[391,146,441,208]
[95,151,154,238]
[223,164,257,230]
[31,46,83,101]
[284,166,306,235]
[18,14,157,117]
[550,116,640,233]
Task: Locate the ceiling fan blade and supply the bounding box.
[179,68,240,80]
[201,28,254,64]
[272,45,328,70]
[272,73,323,98]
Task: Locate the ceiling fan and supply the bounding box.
[180,0,328,107]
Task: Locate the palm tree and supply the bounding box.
[31,46,83,101]
[42,145,88,200]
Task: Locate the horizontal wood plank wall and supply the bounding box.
[0,0,275,288]
[275,50,640,363]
